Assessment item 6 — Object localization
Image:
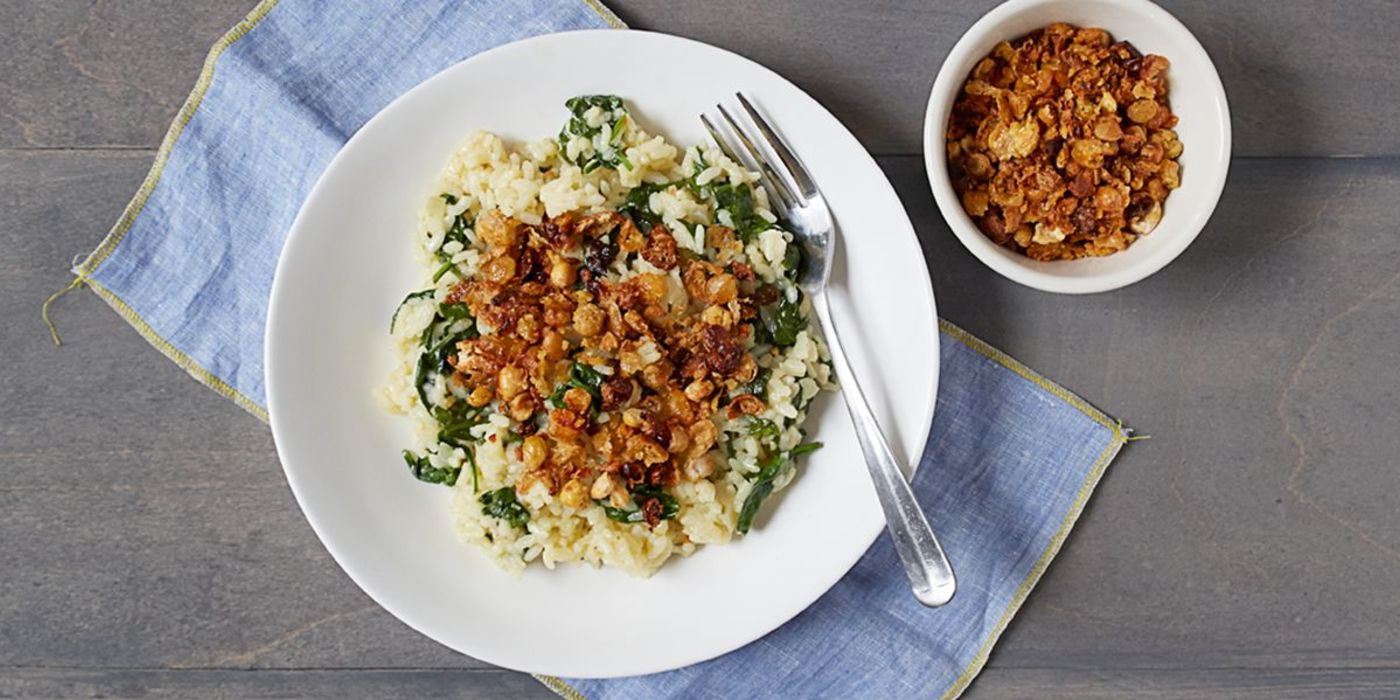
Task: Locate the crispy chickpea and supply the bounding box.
[497,365,527,401]
[684,453,717,481]
[475,210,519,249]
[669,425,691,455]
[734,354,759,384]
[573,303,605,337]
[549,256,577,288]
[590,472,617,500]
[701,305,731,327]
[482,255,517,284]
[540,329,566,362]
[689,419,717,455]
[621,408,647,429]
[635,273,669,306]
[684,378,714,402]
[640,362,670,391]
[467,385,494,408]
[626,435,668,465]
[706,273,738,305]
[559,479,589,509]
[521,435,548,470]
[507,393,536,422]
[727,393,765,418]
[516,313,541,342]
[618,218,645,253]
[562,386,592,414]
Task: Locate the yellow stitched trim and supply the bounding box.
[85,279,269,423]
[534,674,591,700]
[580,0,626,28]
[937,318,1119,433]
[73,0,283,279]
[61,0,281,422]
[937,318,1127,700]
[938,432,1124,700]
[41,277,85,346]
[59,3,1120,694]
[534,319,1125,700]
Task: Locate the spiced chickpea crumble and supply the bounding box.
[381,96,834,576]
[947,23,1183,260]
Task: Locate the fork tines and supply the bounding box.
[702,93,817,214]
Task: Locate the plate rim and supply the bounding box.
[265,28,940,677]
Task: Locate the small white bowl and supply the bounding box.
[923,0,1231,294]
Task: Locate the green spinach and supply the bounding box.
[712,182,771,243]
[402,450,460,486]
[559,95,632,173]
[600,485,680,524]
[479,487,530,529]
[736,442,824,534]
[735,367,771,401]
[761,291,807,348]
[548,361,605,416]
[390,289,434,333]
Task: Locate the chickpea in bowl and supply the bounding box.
[923,0,1230,294]
[947,22,1182,261]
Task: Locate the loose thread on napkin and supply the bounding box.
[40,276,85,347]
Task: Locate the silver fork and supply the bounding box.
[704,94,956,607]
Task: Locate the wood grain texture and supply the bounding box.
[2,0,1399,156]
[6,152,1400,696]
[4,0,1400,698]
[5,667,1400,700]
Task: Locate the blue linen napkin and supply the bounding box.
[63,1,1127,698]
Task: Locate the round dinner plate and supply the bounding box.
[266,29,938,678]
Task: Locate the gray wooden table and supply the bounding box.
[4,1,1399,697]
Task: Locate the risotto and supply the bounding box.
[379,96,834,576]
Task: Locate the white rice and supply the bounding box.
[379,101,833,577]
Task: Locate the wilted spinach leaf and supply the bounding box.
[403,450,460,486]
[479,487,530,529]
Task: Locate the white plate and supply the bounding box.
[266,29,938,679]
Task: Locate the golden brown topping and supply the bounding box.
[599,375,636,411]
[590,472,617,500]
[549,408,588,440]
[562,386,593,414]
[559,479,590,509]
[540,329,566,362]
[573,302,605,337]
[626,434,669,465]
[482,255,517,284]
[684,378,715,403]
[439,207,813,516]
[467,385,494,408]
[618,217,645,253]
[705,274,738,305]
[521,435,548,470]
[668,424,691,455]
[576,211,623,238]
[507,393,537,422]
[476,210,521,250]
[639,360,672,392]
[688,420,717,456]
[516,470,552,497]
[548,254,577,289]
[727,393,765,419]
[497,365,527,401]
[640,225,680,270]
[683,453,717,481]
[948,22,1180,260]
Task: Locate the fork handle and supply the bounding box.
[811,292,957,607]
